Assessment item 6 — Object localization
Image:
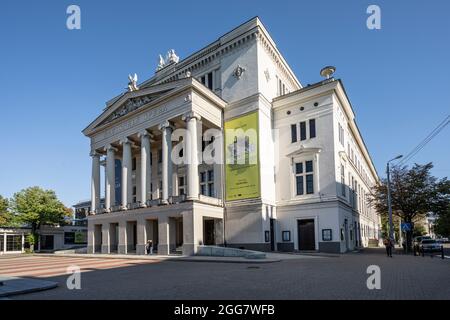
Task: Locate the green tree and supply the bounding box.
[369,163,448,252]
[11,187,70,234]
[432,179,450,237]
[434,208,450,237]
[0,195,16,227]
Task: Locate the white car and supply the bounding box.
[420,239,443,253]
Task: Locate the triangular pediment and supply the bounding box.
[83,78,191,136]
[98,89,171,127]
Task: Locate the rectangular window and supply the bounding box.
[208,170,214,182]
[291,124,297,143]
[300,122,306,141]
[178,176,185,195]
[207,72,213,90]
[296,176,304,195]
[295,163,303,174]
[341,165,346,197]
[208,183,214,197]
[306,174,314,194]
[309,119,316,138]
[158,149,162,163]
[200,184,206,196]
[305,161,313,173]
[6,235,22,251]
[294,161,314,196]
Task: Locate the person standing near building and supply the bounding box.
[383,237,393,257]
[146,240,153,255]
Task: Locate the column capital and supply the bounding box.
[120,138,135,146]
[138,130,154,139]
[90,150,101,158]
[158,121,174,131]
[182,111,201,122]
[104,144,118,152]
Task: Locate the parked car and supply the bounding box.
[420,239,443,254]
[413,236,431,255]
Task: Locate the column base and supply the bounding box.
[161,199,169,205]
[101,245,110,254]
[182,243,197,256]
[136,244,146,255]
[118,245,127,255]
[158,244,170,255]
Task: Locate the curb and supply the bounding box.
[0,278,58,298]
[33,253,280,264]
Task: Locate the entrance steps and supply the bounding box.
[368,239,380,248]
[196,246,266,259]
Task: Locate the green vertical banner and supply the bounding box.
[224,111,260,201]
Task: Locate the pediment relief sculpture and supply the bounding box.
[100,91,168,126]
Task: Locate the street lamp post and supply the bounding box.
[386,155,403,246]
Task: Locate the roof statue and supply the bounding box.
[127,73,139,92]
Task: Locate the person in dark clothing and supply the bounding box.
[145,240,153,255]
[383,237,393,257]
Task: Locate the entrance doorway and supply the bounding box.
[297,219,315,250]
[203,219,215,245]
[270,218,275,251]
[40,235,54,251]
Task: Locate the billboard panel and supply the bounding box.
[224,111,260,201]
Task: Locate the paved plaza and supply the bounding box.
[1,248,449,300]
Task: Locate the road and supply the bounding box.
[1,248,449,300]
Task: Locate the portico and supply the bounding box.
[84,78,226,256]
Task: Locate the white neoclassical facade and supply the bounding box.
[83,17,381,255]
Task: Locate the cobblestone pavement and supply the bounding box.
[7,248,450,300]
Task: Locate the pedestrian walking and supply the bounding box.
[145,240,153,255]
[383,237,393,257]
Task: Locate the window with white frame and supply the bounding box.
[207,170,214,197]
[294,160,314,196]
[338,123,345,146]
[200,71,214,90]
[199,170,214,197]
[178,176,185,196]
[341,164,346,197]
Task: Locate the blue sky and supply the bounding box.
[1,0,449,207]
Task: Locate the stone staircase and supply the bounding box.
[196,246,266,259]
[368,239,380,248]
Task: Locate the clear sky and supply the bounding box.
[1,0,449,207]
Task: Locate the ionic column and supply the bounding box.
[90,151,101,214]
[120,138,133,210]
[159,121,173,204]
[182,112,201,200]
[105,144,117,212]
[138,131,152,207]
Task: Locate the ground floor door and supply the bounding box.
[40,235,54,250]
[297,219,315,250]
[204,219,215,245]
[270,218,275,251]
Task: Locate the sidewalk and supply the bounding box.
[0,276,57,298]
[35,253,283,263]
